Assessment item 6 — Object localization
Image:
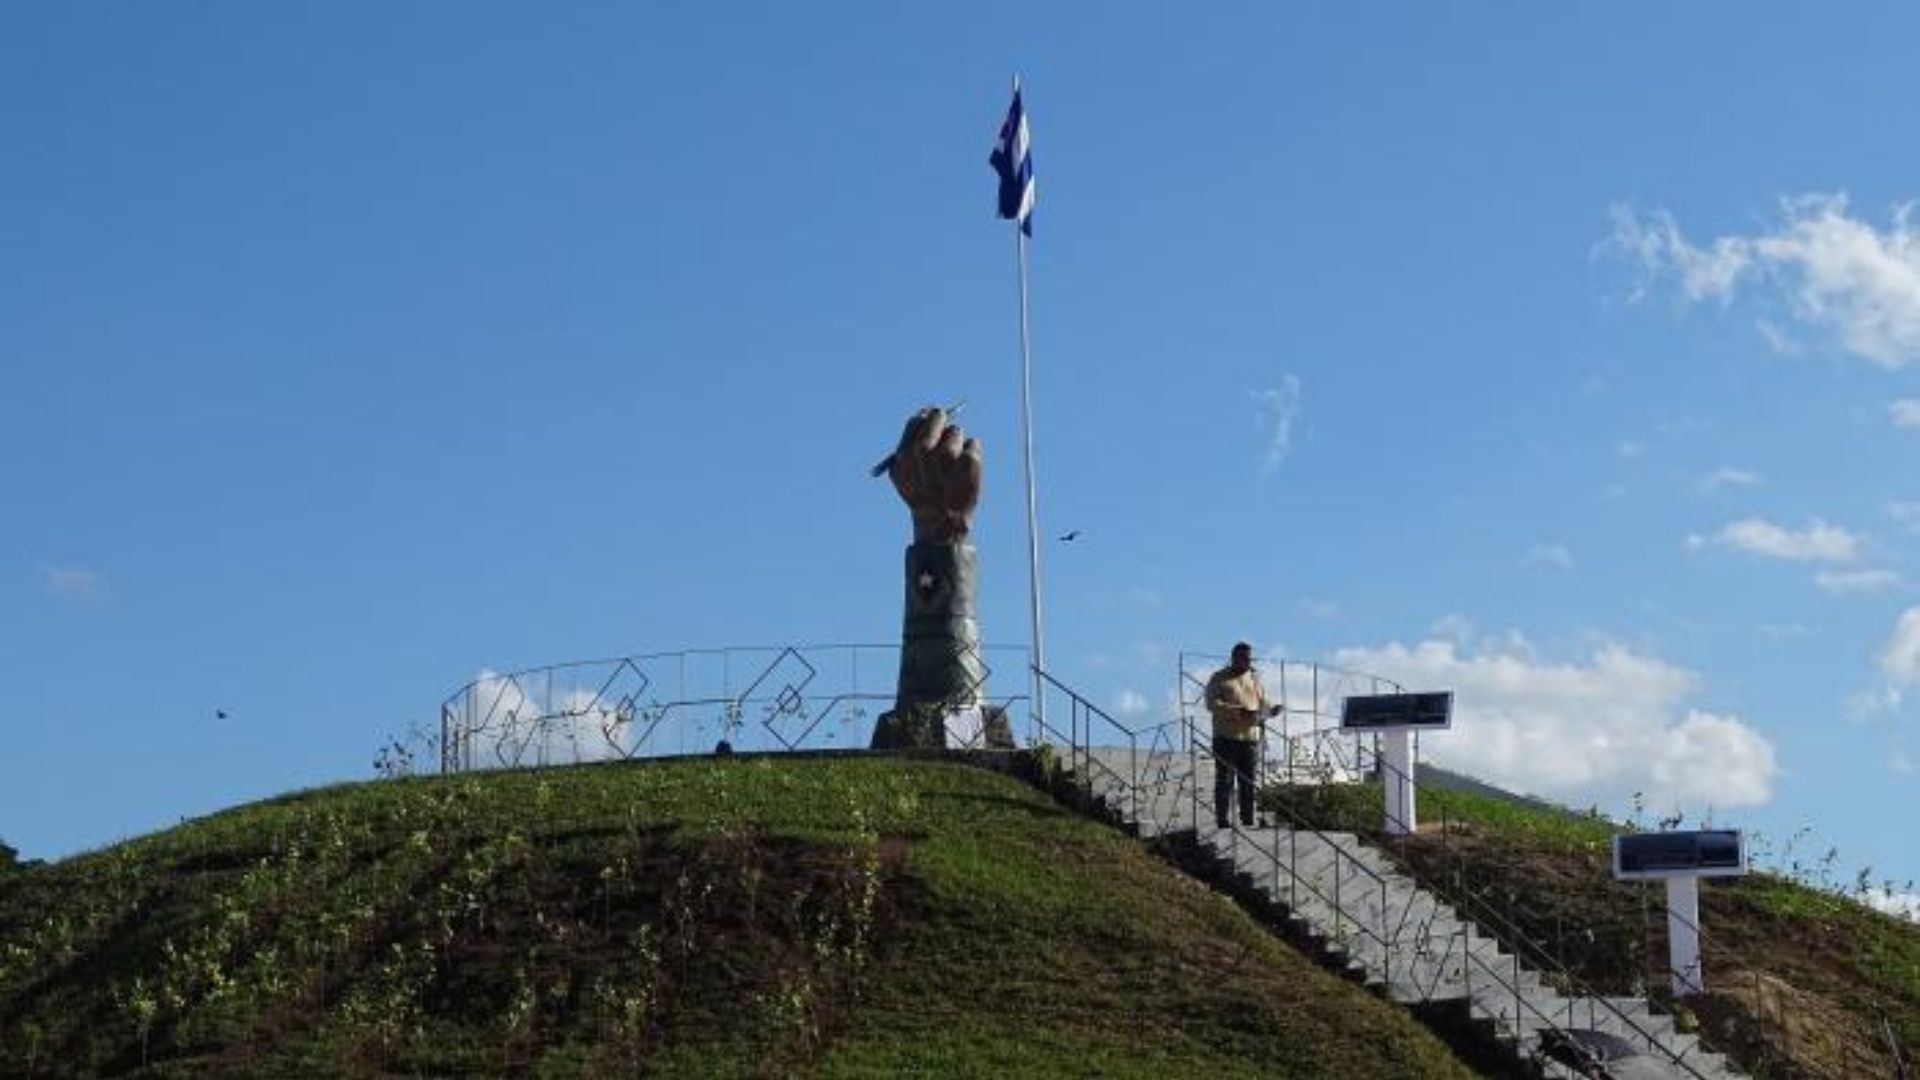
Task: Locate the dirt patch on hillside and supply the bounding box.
[1694,969,1893,1079]
[1376,829,1917,1079]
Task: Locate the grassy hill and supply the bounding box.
[0,756,1474,1078]
[1268,778,1920,1078]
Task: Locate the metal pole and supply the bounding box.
[1311,665,1320,776]
[1176,652,1185,753]
[1012,110,1046,747]
[1280,662,1291,783]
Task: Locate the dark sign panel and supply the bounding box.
[1612,830,1746,880]
[1339,692,1453,731]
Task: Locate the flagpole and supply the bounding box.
[1012,78,1047,746]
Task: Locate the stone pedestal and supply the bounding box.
[871,542,989,750]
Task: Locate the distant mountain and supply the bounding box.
[1415,761,1569,815]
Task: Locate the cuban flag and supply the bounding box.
[989,85,1035,236]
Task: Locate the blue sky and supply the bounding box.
[4,5,1916,908]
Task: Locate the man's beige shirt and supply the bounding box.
[1205,666,1268,741]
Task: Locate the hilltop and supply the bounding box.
[7,750,1914,1077]
[0,756,1472,1078]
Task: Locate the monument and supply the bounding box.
[869,405,1012,750]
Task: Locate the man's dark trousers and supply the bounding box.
[1212,735,1258,827]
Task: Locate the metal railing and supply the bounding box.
[1313,732,1743,1076]
[431,643,1030,773]
[1634,873,1905,1077]
[397,638,1869,1075]
[1177,653,1396,784]
[1032,668,1719,1079]
[1346,738,1900,1076]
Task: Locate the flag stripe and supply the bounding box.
[990,87,1035,236]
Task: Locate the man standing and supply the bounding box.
[1205,642,1281,829]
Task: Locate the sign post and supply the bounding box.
[1339,692,1452,836]
[1612,829,1746,995]
[1667,876,1702,995]
[1381,729,1415,836]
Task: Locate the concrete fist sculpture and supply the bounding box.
[889,406,983,543]
[870,406,1005,750]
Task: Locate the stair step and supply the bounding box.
[1062,753,1748,1078]
[1480,997,1727,1077]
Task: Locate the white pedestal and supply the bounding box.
[1382,729,1416,836]
[1666,875,1703,996]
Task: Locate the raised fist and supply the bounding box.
[889,406,983,544]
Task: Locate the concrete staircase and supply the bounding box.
[1074,746,1743,1080]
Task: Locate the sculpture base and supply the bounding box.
[870,706,945,750]
[980,705,1016,750]
[870,704,1017,751]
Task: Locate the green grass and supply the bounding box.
[1268,776,1920,1077]
[1266,776,1614,851]
[0,757,1474,1078]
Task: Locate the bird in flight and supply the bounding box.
[215,709,230,721]
[1058,530,1081,542]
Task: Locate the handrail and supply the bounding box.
[1033,667,1723,1078]
[1032,671,1404,977]
[1321,733,1732,1075]
[1190,715,1723,1077]
[1647,885,1894,1074]
[427,642,1033,773]
[1176,653,1398,781]
[1403,743,1808,1074]
[1171,715,1408,957]
[437,642,1035,704]
[1036,670,1582,1029]
[1884,1008,1915,1080]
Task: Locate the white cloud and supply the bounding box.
[1891,502,1920,534]
[1706,517,1862,563]
[44,567,109,604]
[1253,376,1303,475]
[1609,194,1920,367]
[1863,888,1920,924]
[1649,710,1779,809]
[1604,204,1753,303]
[1814,568,1905,595]
[1755,319,1803,355]
[1892,399,1920,429]
[462,669,628,768]
[1526,543,1575,569]
[1879,606,1920,686]
[1617,440,1645,460]
[1298,598,1341,619]
[1846,684,1903,722]
[1757,622,1811,640]
[1701,467,1762,491]
[1327,635,1778,812]
[1756,196,1920,367]
[1113,689,1149,719]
